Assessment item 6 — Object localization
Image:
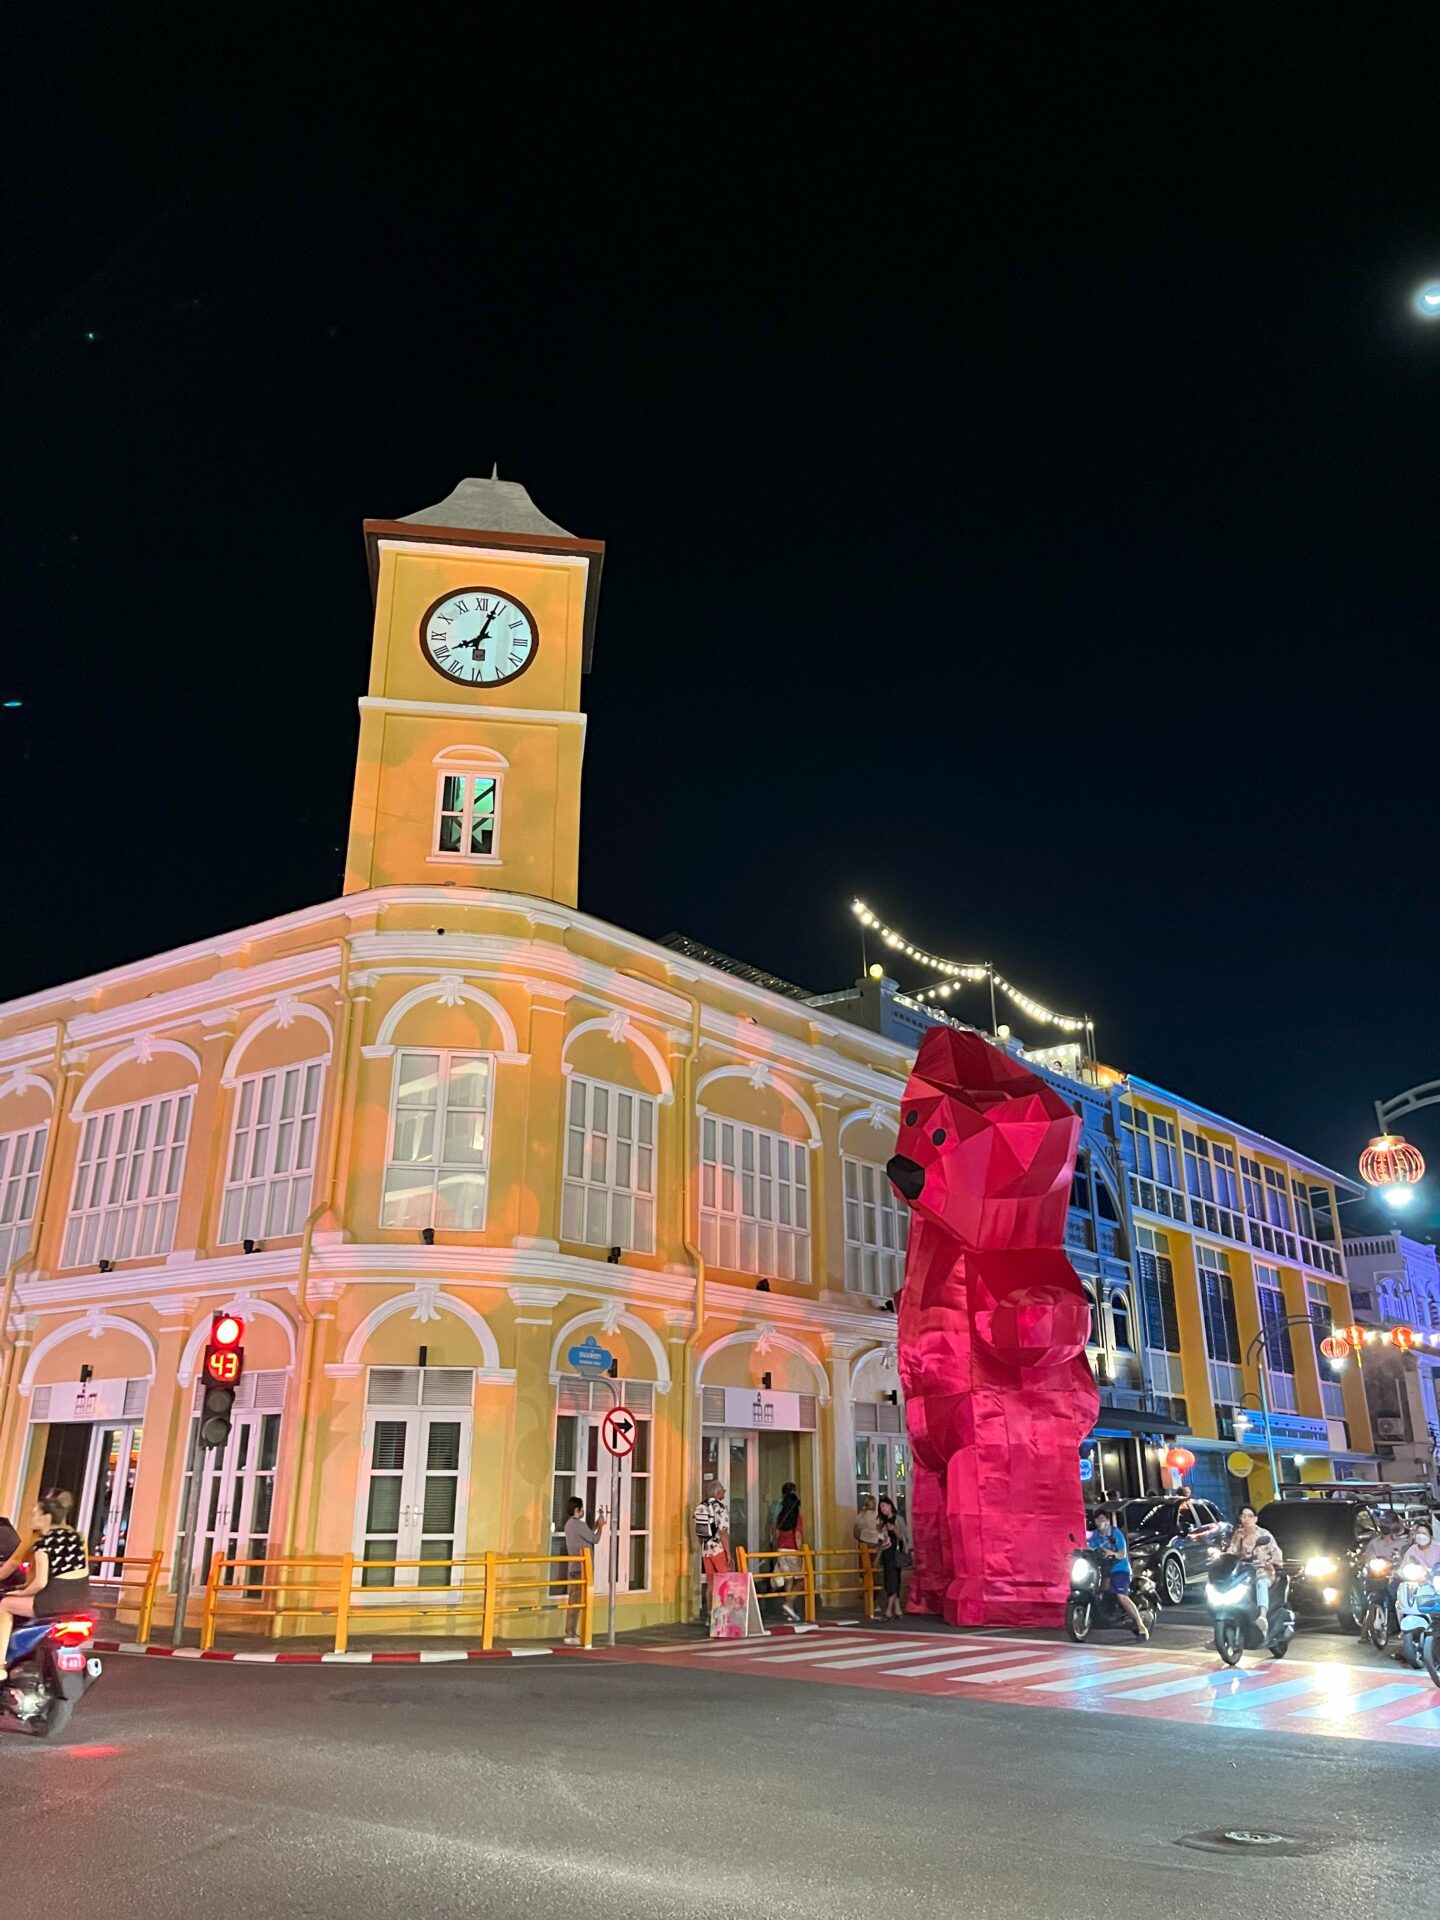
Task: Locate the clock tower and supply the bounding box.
[344,477,604,906]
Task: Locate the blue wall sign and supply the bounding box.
[568,1334,614,1376]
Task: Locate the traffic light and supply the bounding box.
[199,1313,245,1450]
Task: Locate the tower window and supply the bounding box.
[434,774,499,860]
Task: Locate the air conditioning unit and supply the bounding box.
[1375,1414,1405,1441]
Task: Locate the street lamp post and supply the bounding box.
[1242,1312,1330,1497]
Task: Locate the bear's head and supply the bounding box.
[886,1027,1079,1249]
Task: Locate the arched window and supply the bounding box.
[1110,1291,1135,1353]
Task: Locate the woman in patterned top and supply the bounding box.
[0,1489,91,1679]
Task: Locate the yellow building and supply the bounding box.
[0,477,1369,1640]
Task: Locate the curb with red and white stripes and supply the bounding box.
[91,1620,831,1667]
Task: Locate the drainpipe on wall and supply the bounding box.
[283,941,356,1559]
[0,1017,71,1475]
[622,968,704,1617]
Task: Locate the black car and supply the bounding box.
[1257,1494,1379,1625]
[1103,1496,1228,1606]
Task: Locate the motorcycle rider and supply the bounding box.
[1086,1504,1149,1640]
[0,1489,91,1681]
[1226,1505,1284,1636]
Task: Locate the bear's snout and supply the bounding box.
[887,1154,924,1201]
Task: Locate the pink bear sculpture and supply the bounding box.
[886,1027,1099,1627]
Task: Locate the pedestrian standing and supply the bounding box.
[773,1482,805,1623]
[876,1495,909,1621]
[560,1496,604,1646]
[853,1495,884,1618]
[692,1481,731,1624]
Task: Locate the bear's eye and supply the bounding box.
[905,1110,918,1125]
[931,1128,947,1146]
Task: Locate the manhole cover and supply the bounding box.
[1176,1829,1328,1858]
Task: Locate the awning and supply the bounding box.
[1087,1408,1191,1438]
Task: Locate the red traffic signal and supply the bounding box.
[211,1312,244,1349]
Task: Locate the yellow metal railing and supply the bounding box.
[87,1551,165,1644]
[199,1549,594,1654]
[737,1545,877,1622]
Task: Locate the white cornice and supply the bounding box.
[358,696,587,730]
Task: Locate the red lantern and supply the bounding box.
[1389,1324,1418,1352]
[1358,1133,1426,1190]
[1163,1446,1196,1479]
[1319,1335,1350,1362]
[1342,1324,1365,1349]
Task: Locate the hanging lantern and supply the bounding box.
[1342,1324,1365,1349]
[1163,1445,1196,1478]
[1389,1324,1419,1352]
[1319,1335,1350,1362]
[1358,1133,1426,1190]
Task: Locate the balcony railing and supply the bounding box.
[1129,1175,1187,1224]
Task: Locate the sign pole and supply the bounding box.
[170,1420,207,1649]
[608,1440,621,1648]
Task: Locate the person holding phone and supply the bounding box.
[560,1496,605,1645]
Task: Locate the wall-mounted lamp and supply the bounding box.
[242,1238,262,1255]
[78,1364,93,1385]
[755,1277,771,1292]
[98,1259,113,1274]
[761,1371,773,1390]
[420,1227,436,1246]
[606,1247,622,1265]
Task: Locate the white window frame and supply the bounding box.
[552,1380,654,1594]
[431,768,503,866]
[353,1371,475,1595]
[380,1049,492,1231]
[842,1156,908,1297]
[219,1058,326,1245]
[560,1076,657,1254]
[698,1113,810,1281]
[0,1120,48,1272]
[62,1090,193,1267]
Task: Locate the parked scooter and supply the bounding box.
[1064,1544,1158,1643]
[1205,1553,1296,1666]
[0,1613,102,1739]
[1394,1560,1440,1687]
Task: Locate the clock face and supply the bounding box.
[419,587,539,688]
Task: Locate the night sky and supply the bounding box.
[4,14,1437,1210]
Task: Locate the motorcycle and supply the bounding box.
[1356,1551,1399,1652]
[1064,1546,1158,1642]
[1205,1553,1296,1666]
[1394,1561,1440,1687]
[1,1613,102,1739]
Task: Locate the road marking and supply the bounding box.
[953,1656,1101,1685]
[691,1636,875,1660]
[748,1640,937,1667]
[883,1648,1066,1677]
[1028,1661,1186,1693]
[1294,1682,1430,1717]
[1389,1705,1440,1731]
[1110,1671,1236,1700]
[809,1644,963,1670]
[1208,1676,1320,1709]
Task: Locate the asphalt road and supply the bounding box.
[2,1649,1436,1920]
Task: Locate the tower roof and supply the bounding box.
[400,475,574,538]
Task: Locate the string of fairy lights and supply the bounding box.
[850,899,1093,1038]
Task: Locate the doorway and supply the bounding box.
[700,1429,805,1554]
[33,1421,143,1577]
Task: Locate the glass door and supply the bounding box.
[193,1413,282,1590]
[356,1409,470,1590]
[83,1422,142,1577]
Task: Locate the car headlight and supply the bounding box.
[1323,1587,1341,1605]
[1070,1562,1094,1586]
[1304,1556,1337,1578]
[1367,1558,1392,1576]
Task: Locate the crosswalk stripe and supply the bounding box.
[1111,1671,1235,1701]
[809,1644,962,1671]
[1029,1661,1185,1693]
[1389,1704,1440,1731]
[953,1656,1099,1685]
[692,1636,870,1659]
[755,1640,937,1667]
[1209,1676,1319,1709]
[1295,1682,1431,1717]
[883,1649,1058,1677]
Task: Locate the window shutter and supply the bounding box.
[366,1368,422,1408]
[420,1368,475,1407]
[247,1370,288,1411]
[701,1386,726,1427]
[878,1402,903,1434]
[557,1378,591,1414]
[30,1385,51,1422]
[122,1378,149,1420]
[796,1394,818,1432]
[853,1402,878,1434]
